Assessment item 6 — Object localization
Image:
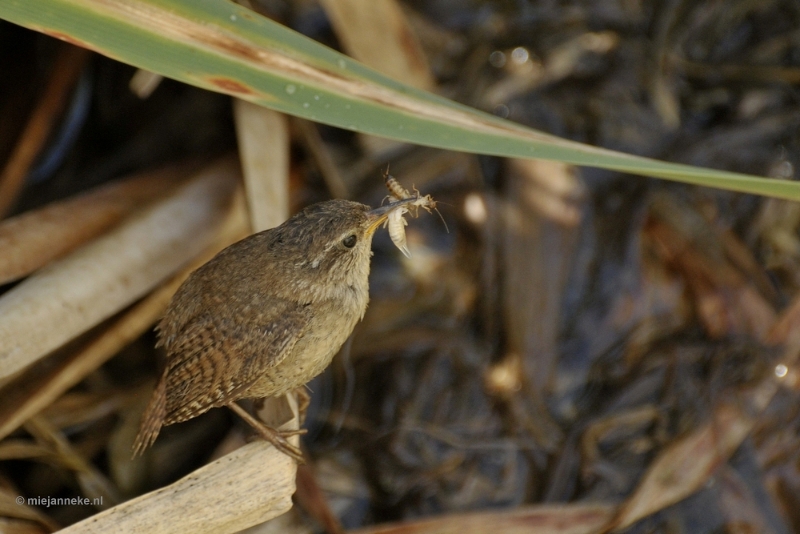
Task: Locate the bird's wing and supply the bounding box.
[161,298,311,424]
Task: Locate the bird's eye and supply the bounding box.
[342,235,357,248]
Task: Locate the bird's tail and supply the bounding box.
[132,373,168,458]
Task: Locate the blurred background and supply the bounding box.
[1,0,800,532]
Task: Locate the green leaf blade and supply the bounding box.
[1,0,797,200]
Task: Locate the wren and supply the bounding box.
[132,198,415,462]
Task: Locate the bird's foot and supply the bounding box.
[228,401,307,464]
[252,425,307,464]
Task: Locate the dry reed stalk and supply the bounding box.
[0,185,249,441]
[0,163,195,285]
[351,503,614,534]
[233,100,290,232]
[0,158,240,380]
[58,441,296,534]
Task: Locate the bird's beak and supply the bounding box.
[366,199,415,235]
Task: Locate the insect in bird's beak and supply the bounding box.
[369,174,443,257]
[366,198,416,235]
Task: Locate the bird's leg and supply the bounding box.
[227,401,306,464]
[295,387,311,421]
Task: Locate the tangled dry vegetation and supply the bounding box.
[2,0,800,533]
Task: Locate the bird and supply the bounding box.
[132,198,414,462]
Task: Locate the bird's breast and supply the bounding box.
[244,291,367,398]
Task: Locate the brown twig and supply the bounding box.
[0,44,89,217]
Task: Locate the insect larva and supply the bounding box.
[386,206,411,258]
